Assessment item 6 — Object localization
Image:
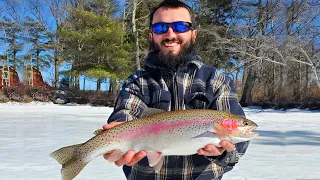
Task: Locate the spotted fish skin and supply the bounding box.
[50,109,258,180]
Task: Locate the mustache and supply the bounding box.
[161,38,182,44]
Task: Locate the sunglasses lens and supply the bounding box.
[152,23,168,34]
[173,22,191,33]
[151,22,193,34]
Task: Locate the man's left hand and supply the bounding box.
[197,140,235,156]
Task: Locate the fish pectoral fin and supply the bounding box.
[213,123,228,137]
[191,123,228,140]
[107,149,124,162]
[147,151,163,167]
[152,156,164,172]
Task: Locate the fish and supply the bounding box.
[50,109,259,180]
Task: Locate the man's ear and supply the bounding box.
[149,33,153,41]
[192,30,198,43]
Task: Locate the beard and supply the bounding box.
[150,37,197,71]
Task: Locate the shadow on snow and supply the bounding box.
[252,130,320,146]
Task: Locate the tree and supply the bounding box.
[59,9,131,91]
[0,2,24,70]
[122,0,162,70]
[26,0,70,88]
[24,17,51,70]
[224,0,320,106]
[189,0,236,69]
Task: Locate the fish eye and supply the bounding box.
[243,121,249,126]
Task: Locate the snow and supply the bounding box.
[0,102,319,180]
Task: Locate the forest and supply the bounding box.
[0,0,319,109]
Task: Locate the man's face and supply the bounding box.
[149,7,197,57]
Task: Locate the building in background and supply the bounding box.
[0,66,20,88]
[24,66,52,89]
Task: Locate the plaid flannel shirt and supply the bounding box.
[107,52,250,180]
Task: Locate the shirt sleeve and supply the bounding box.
[107,73,148,123]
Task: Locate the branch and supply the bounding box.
[286,45,314,66]
[135,14,149,22]
[286,45,320,87]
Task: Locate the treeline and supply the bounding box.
[0,0,319,108]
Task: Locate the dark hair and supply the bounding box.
[149,0,196,28]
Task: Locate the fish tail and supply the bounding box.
[50,144,88,180]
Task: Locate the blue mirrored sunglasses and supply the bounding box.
[151,21,194,34]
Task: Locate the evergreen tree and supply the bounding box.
[0,17,23,70]
[24,17,51,70]
[59,9,131,91]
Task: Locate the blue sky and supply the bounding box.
[0,0,111,91]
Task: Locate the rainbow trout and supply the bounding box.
[50,109,258,180]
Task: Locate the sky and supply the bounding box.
[1,0,320,90]
[0,102,319,180]
[0,0,111,91]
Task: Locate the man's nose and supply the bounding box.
[165,27,177,39]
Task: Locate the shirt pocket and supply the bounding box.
[143,89,171,110]
[185,92,213,109]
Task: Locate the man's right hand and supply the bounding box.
[102,122,147,166]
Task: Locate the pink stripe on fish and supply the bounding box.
[115,119,212,140]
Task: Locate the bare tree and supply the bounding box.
[217,0,320,106]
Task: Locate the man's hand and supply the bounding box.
[197,140,235,156]
[102,122,147,166]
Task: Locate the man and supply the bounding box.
[103,0,249,179]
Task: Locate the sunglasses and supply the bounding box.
[151,21,194,34]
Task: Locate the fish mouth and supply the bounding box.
[244,125,259,137]
[246,131,259,137]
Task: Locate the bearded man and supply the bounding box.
[103,0,249,179]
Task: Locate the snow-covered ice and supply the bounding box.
[0,102,319,180]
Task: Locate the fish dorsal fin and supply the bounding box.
[146,151,164,172]
[140,108,166,118]
[93,129,104,136]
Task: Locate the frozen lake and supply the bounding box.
[0,102,319,180]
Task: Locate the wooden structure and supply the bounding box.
[24,66,52,89]
[0,66,20,88]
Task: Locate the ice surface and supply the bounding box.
[0,102,319,180]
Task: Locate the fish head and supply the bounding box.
[218,116,259,143]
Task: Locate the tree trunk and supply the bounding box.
[54,51,59,89]
[96,77,101,92]
[110,78,119,104]
[70,75,74,89]
[13,50,17,71]
[132,0,140,70]
[271,61,275,102]
[240,68,256,106]
[303,65,309,102]
[277,65,284,103]
[83,76,86,91]
[240,0,263,106]
[75,75,80,90]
